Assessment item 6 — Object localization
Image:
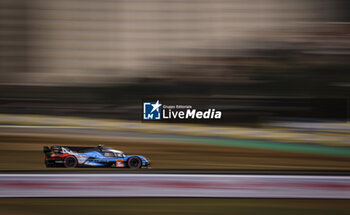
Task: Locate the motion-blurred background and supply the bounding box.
[1,0,350,169]
[1,1,350,214]
[1,0,349,119]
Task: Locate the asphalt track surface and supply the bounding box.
[1,173,350,198]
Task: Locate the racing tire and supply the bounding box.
[127,157,142,168]
[64,156,78,168]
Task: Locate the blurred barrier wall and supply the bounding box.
[1,174,350,198]
[0,0,345,86]
[1,0,349,123]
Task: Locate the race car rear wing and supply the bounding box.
[43,145,110,154]
[43,146,52,157]
[43,145,62,154]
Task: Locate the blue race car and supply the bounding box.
[43,145,151,168]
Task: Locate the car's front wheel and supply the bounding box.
[127,157,142,168]
[64,156,78,168]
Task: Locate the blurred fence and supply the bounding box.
[1,0,348,86]
[0,0,349,122]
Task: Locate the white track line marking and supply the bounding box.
[0,174,350,180]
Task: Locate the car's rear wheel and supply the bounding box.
[64,156,78,168]
[128,157,142,168]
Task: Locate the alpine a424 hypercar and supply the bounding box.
[43,145,150,168]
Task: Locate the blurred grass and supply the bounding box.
[0,198,349,215]
[0,128,350,170]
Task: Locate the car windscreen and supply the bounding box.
[104,152,115,157]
